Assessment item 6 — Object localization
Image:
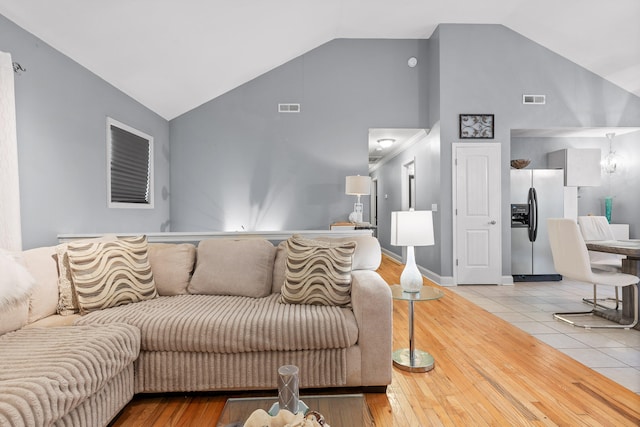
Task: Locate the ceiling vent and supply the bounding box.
[523,94,546,105]
[278,103,301,113]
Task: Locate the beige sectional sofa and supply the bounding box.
[0,234,392,426]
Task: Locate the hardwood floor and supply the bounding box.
[110,255,640,426]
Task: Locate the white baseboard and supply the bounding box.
[381,247,402,263]
[501,275,514,285]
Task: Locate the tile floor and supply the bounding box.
[447,280,640,394]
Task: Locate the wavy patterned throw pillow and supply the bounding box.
[66,235,157,314]
[54,234,118,315]
[280,235,356,306]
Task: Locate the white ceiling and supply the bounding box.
[1,0,638,120]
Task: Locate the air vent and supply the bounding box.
[278,103,301,113]
[523,94,546,105]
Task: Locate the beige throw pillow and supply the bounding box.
[22,246,60,323]
[66,235,157,314]
[147,243,196,295]
[188,238,276,298]
[280,235,356,306]
[271,240,287,294]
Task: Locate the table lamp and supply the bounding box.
[391,210,435,292]
[345,175,371,223]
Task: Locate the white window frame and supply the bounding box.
[107,117,154,209]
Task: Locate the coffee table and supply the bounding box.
[216,394,373,427]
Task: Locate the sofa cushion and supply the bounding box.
[0,323,140,426]
[74,293,358,353]
[66,235,158,314]
[55,234,118,315]
[189,239,276,298]
[147,243,196,296]
[280,235,356,307]
[21,245,59,323]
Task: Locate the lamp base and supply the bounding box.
[351,202,363,223]
[400,246,423,292]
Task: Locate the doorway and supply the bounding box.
[402,159,416,211]
[370,178,378,232]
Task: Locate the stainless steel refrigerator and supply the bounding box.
[510,169,564,281]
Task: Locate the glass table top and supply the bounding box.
[390,284,444,301]
[216,393,373,427]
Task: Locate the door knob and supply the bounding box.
[489,220,497,225]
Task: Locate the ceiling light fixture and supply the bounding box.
[377,138,396,149]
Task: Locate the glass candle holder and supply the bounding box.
[277,365,299,414]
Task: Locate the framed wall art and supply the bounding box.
[459,114,494,139]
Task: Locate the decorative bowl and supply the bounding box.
[510,159,531,169]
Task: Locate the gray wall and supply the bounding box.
[1,15,170,249]
[436,24,640,278]
[512,132,640,238]
[170,39,429,232]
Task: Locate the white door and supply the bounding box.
[453,143,502,284]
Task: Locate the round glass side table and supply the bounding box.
[390,285,444,372]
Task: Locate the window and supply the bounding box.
[107,117,154,208]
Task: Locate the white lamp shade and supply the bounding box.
[345,175,371,195]
[391,210,435,247]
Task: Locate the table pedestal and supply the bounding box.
[392,294,439,372]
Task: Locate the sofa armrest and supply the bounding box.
[350,270,392,386]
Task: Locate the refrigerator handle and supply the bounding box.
[529,187,538,242]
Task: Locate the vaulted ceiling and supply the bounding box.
[1,0,638,120]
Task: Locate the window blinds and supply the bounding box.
[109,124,151,204]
